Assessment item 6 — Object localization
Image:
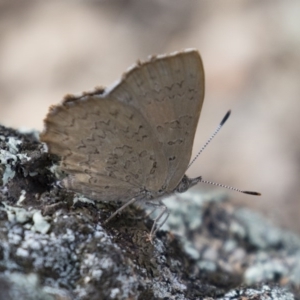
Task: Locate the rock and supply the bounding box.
[0,125,298,299]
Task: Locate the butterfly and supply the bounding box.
[40,49,259,240]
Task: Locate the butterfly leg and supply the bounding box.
[104,197,138,224]
[146,200,169,241]
[144,206,158,219]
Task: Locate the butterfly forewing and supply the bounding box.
[109,50,205,192]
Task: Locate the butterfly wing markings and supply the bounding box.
[40,92,168,202]
[109,49,205,193]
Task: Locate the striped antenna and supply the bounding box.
[187,110,231,170]
[188,110,261,196]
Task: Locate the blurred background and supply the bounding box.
[0,0,299,233]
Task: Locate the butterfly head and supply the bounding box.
[175,175,202,194]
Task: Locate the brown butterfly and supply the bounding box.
[40,49,259,239]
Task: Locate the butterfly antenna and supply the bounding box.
[198,177,261,196]
[187,110,231,170]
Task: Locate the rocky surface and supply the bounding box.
[0,125,299,299]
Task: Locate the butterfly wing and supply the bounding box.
[40,95,168,201]
[109,49,205,192]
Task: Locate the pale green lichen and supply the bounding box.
[0,203,51,234]
[73,194,95,205]
[32,211,51,234]
[0,136,31,185]
[0,149,17,184]
[1,203,33,223]
[1,272,54,300]
[17,190,27,205]
[7,137,22,153]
